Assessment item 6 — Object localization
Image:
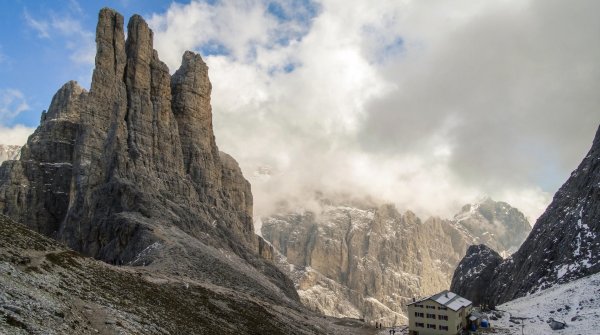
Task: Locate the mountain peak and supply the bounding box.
[453,197,531,256]
[451,122,600,305]
[0,7,297,305]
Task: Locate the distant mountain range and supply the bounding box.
[261,196,531,325]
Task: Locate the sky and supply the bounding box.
[0,0,598,224]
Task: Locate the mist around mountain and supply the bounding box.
[453,197,531,257]
[261,196,531,325]
[451,125,600,306]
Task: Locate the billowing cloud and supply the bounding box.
[360,0,600,194]
[0,89,34,146]
[0,124,35,146]
[147,0,316,69]
[144,0,599,224]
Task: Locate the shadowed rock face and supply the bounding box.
[451,125,600,306]
[0,8,296,303]
[449,244,502,307]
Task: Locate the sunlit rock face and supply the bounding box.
[452,124,600,306]
[262,198,530,325]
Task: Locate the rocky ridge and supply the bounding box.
[261,198,530,326]
[451,125,600,306]
[0,7,309,327]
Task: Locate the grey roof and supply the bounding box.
[408,290,472,311]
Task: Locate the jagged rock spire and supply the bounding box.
[91,8,126,95]
[0,7,260,266]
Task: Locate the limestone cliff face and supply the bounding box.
[0,8,295,303]
[0,145,21,163]
[263,204,473,325]
[451,125,600,306]
[262,199,531,325]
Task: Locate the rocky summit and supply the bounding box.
[451,125,600,306]
[0,8,380,334]
[261,198,531,325]
[453,197,531,257]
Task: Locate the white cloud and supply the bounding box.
[0,90,33,147]
[0,124,35,146]
[23,9,95,66]
[147,0,305,70]
[24,10,50,38]
[34,0,576,225]
[141,0,600,224]
[53,17,95,65]
[0,89,30,124]
[67,0,83,15]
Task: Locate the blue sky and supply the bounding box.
[0,0,316,128]
[0,1,181,128]
[1,0,599,222]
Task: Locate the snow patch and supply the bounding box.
[493,272,600,335]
